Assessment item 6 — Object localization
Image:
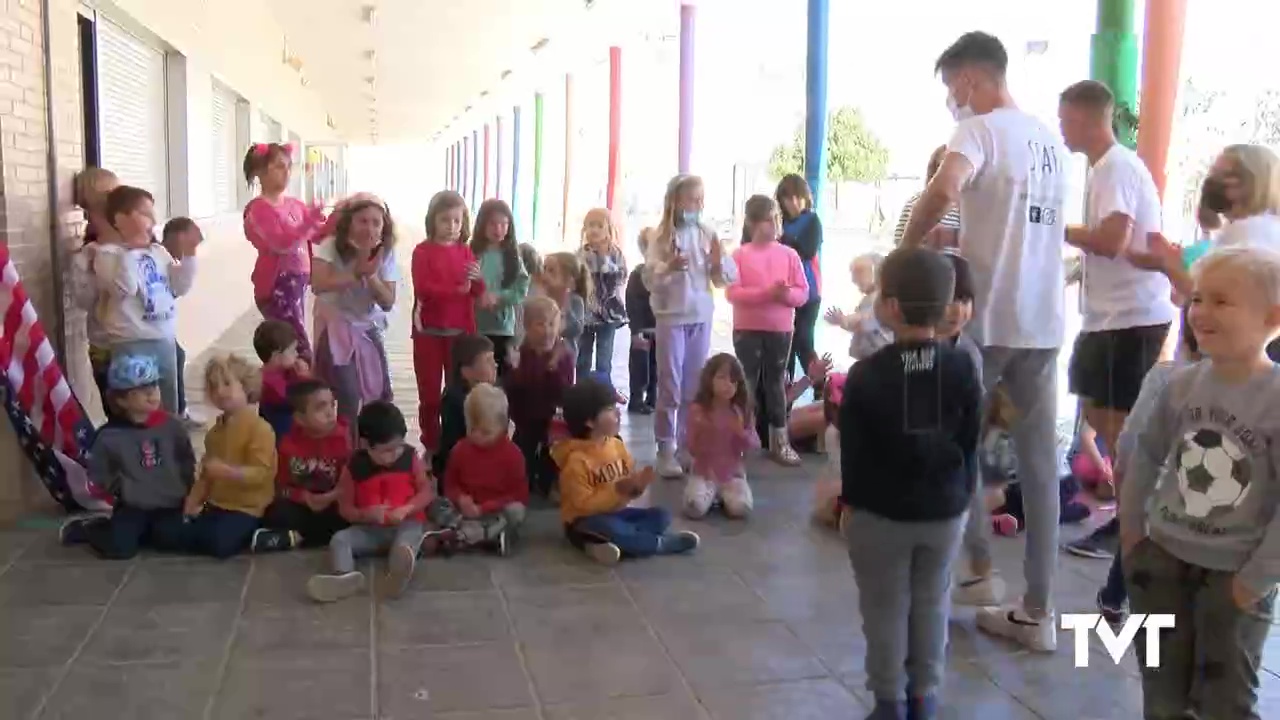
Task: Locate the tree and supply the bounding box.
[768,106,890,184]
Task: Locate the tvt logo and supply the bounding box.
[1061,613,1175,668]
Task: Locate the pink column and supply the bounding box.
[607,46,622,211]
[482,124,491,200]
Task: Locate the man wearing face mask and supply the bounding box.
[899,31,1069,654]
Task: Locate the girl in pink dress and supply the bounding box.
[242,142,332,361]
[683,353,759,519]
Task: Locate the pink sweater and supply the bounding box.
[243,196,332,299]
[726,241,810,332]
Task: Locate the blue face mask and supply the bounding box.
[679,210,700,226]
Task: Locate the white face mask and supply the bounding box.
[947,92,974,123]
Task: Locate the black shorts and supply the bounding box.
[1068,323,1170,412]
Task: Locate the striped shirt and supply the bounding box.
[892,192,961,247]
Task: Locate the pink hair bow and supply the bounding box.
[827,372,847,407]
[282,142,295,157]
[252,143,270,156]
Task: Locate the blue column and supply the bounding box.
[804,0,830,208]
[471,129,480,212]
[512,105,523,235]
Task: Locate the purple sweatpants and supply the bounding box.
[653,321,712,446]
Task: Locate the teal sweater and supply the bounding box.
[475,247,530,337]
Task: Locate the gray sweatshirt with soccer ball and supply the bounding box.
[1120,361,1280,598]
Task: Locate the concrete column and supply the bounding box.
[1090,0,1139,149]
[678,1,695,174]
[804,0,830,208]
[1136,0,1187,198]
[607,46,622,212]
[513,105,522,233]
[533,93,545,240]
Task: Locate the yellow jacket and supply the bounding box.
[188,407,277,517]
[551,437,634,525]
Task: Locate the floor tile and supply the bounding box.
[407,555,496,592]
[522,631,683,705]
[233,599,370,658]
[244,552,330,605]
[0,563,128,607]
[542,692,708,720]
[699,678,865,720]
[0,667,58,720]
[379,590,508,647]
[505,584,647,644]
[378,642,533,715]
[0,605,103,668]
[214,650,372,720]
[39,660,220,720]
[114,559,249,606]
[628,572,780,624]
[656,619,828,692]
[80,601,237,665]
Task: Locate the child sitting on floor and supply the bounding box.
[61,354,195,559]
[553,378,700,565]
[182,355,277,559]
[254,319,312,441]
[506,296,575,498]
[443,383,529,555]
[252,379,351,553]
[306,401,444,603]
[433,334,498,483]
[684,353,759,519]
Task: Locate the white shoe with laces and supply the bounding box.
[657,444,684,478]
[976,605,1058,653]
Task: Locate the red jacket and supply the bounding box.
[444,436,529,514]
[276,422,352,503]
[337,447,430,524]
[411,241,485,334]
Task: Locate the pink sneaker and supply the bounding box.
[992,513,1020,536]
[1071,454,1111,486]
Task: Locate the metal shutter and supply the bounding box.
[211,81,237,213]
[97,17,168,217]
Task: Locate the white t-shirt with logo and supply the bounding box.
[1216,213,1280,252]
[948,108,1069,349]
[1080,143,1176,332]
[94,244,197,344]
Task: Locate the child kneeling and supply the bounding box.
[553,378,699,565]
[842,248,982,720]
[684,353,758,519]
[443,383,529,555]
[307,401,449,602]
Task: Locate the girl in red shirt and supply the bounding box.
[412,191,485,452]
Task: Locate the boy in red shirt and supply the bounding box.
[252,379,351,552]
[412,191,486,453]
[444,383,529,556]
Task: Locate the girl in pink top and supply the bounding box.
[684,353,759,519]
[725,195,809,466]
[242,142,332,361]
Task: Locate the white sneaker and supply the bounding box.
[952,573,1006,607]
[683,475,715,518]
[305,571,366,603]
[976,605,1058,653]
[657,445,684,479]
[586,542,622,565]
[719,476,754,518]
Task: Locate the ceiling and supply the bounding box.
[264,0,632,144]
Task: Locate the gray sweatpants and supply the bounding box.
[962,346,1060,611]
[848,509,967,701]
[1126,539,1274,720]
[458,503,527,545]
[329,521,424,574]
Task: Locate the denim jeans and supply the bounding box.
[578,324,618,381]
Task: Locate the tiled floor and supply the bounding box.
[4,250,1280,719]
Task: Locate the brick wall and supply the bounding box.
[0,0,88,521]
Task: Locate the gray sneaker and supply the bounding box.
[384,543,416,599]
[305,571,366,603]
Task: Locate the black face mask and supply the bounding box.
[1201,176,1232,215]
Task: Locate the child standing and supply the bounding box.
[841,248,982,720]
[540,252,589,364]
[183,355,278,559]
[727,195,810,466]
[413,191,485,452]
[307,401,439,603]
[70,168,121,415]
[683,353,759,519]
[471,199,530,377]
[643,175,736,478]
[433,334,498,481]
[552,378,700,565]
[1121,247,1280,720]
[506,296,575,497]
[577,208,629,382]
[311,198,400,431]
[626,228,658,413]
[242,142,329,361]
[160,217,205,427]
[253,379,352,552]
[254,319,311,440]
[443,383,529,555]
[60,354,195,559]
[94,186,198,414]
[825,253,892,361]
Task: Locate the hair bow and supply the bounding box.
[282,142,295,157]
[252,143,270,157]
[827,372,847,407]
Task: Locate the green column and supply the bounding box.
[532,93,545,241]
[1090,0,1139,148]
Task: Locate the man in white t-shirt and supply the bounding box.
[1059,80,1175,556]
[900,31,1068,653]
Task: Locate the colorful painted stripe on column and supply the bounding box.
[461,136,470,201]
[496,115,505,201]
[483,123,491,200]
[1136,0,1187,198]
[563,73,574,242]
[471,129,480,210]
[678,2,695,174]
[513,105,523,233]
[532,93,544,240]
[607,46,622,212]
[804,0,830,209]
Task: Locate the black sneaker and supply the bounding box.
[58,515,97,546]
[250,528,301,553]
[1065,528,1118,560]
[1097,590,1126,625]
[421,528,459,557]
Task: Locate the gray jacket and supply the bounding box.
[88,414,196,510]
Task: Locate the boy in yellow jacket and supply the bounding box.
[551,377,700,565]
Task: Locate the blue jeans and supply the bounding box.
[1100,550,1127,609]
[567,507,671,558]
[577,324,617,381]
[187,506,260,559]
[85,504,188,560]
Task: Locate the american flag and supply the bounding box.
[0,244,105,512]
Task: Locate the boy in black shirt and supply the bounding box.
[433,334,499,486]
[840,247,982,720]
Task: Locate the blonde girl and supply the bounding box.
[71,167,121,413]
[576,208,629,383]
[540,251,590,365]
[643,174,736,478]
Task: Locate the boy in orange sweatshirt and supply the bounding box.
[552,378,700,565]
